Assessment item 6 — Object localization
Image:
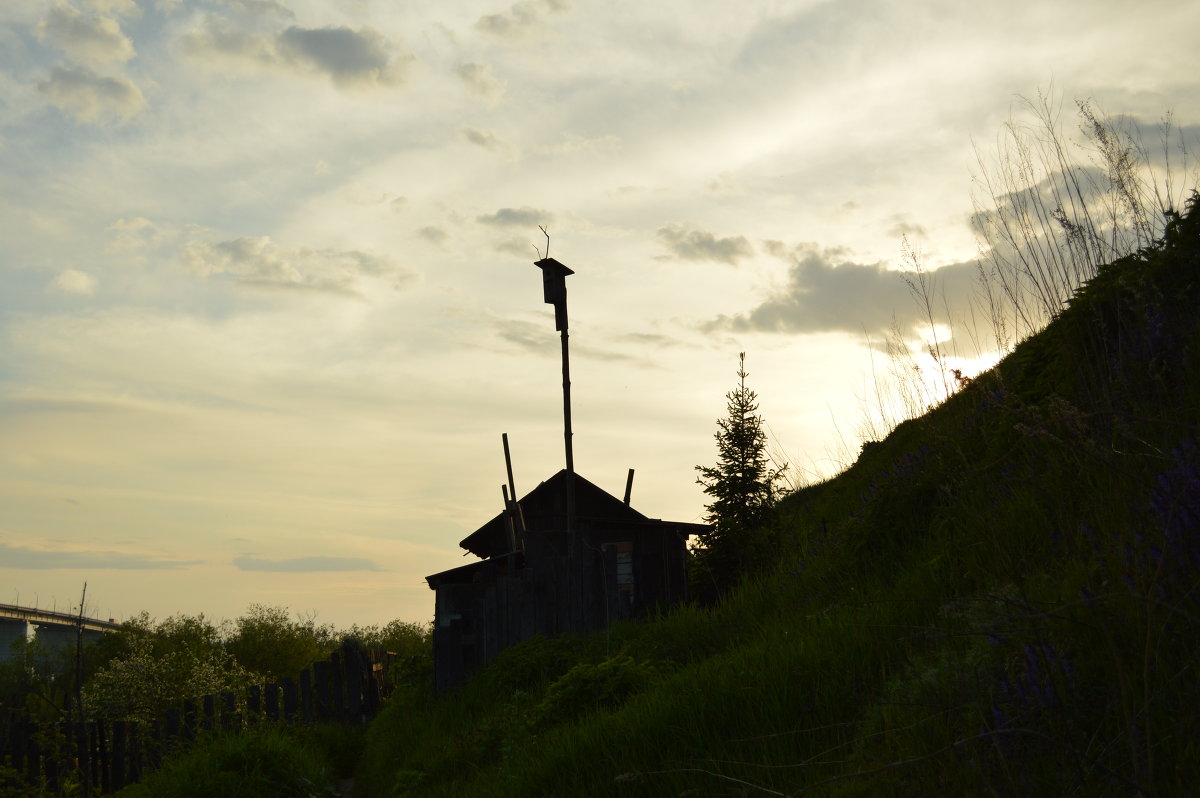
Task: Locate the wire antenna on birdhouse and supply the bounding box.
[533,225,551,260]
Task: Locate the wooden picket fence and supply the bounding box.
[0,646,394,795]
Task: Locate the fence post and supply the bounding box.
[164,707,181,743]
[313,660,333,722]
[221,691,239,732]
[93,718,108,793]
[246,685,261,726]
[111,720,127,791]
[300,668,314,724]
[264,682,280,722]
[281,677,298,722]
[202,694,217,732]
[128,720,144,785]
[344,658,363,724]
[330,651,345,723]
[182,699,198,742]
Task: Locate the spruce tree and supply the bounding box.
[694,353,785,591]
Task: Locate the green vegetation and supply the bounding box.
[355,184,1200,793]
[113,725,350,798]
[1,608,431,796]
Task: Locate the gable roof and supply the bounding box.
[460,469,647,559]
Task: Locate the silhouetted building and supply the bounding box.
[425,470,701,691]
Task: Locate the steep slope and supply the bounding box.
[358,194,1200,797]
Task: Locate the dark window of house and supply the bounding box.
[603,541,635,601]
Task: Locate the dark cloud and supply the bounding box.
[0,543,201,570]
[183,236,413,294]
[278,25,411,88]
[233,555,382,572]
[657,224,753,265]
[183,18,412,89]
[477,206,553,227]
[475,0,570,38]
[37,65,145,124]
[705,244,979,336]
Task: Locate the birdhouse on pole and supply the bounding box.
[535,257,574,332]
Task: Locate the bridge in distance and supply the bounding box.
[0,603,123,660]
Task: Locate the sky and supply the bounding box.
[2,0,1198,630]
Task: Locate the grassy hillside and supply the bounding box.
[357,194,1200,797]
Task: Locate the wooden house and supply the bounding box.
[425,469,702,691]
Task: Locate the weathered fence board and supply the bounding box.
[0,646,395,795]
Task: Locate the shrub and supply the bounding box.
[113,726,338,798]
[533,655,665,729]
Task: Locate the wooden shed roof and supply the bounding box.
[459,470,647,559]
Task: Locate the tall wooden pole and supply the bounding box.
[561,328,574,474]
[558,282,576,631]
[534,255,577,628]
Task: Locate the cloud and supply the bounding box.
[461,126,505,150]
[83,0,142,17]
[183,18,413,89]
[885,214,928,240]
[0,543,201,570]
[182,235,413,293]
[534,133,621,156]
[477,206,553,228]
[456,61,505,102]
[620,331,682,348]
[495,318,556,351]
[417,225,448,244]
[52,269,98,295]
[36,5,135,64]
[37,65,145,124]
[494,319,639,362]
[217,0,294,18]
[657,224,753,265]
[233,555,383,572]
[278,25,412,88]
[181,16,277,66]
[475,0,570,38]
[494,237,536,256]
[106,216,164,252]
[705,244,979,337]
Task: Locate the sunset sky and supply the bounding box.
[2,0,1198,629]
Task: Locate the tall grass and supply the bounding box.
[853,94,1196,457]
[972,92,1197,347]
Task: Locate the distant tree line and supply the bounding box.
[0,604,431,727]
